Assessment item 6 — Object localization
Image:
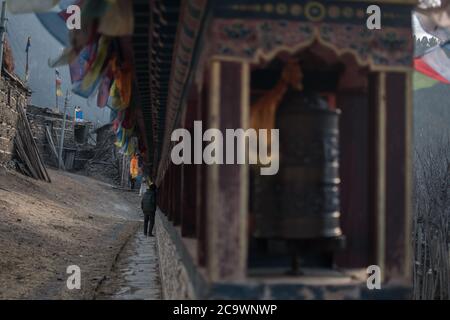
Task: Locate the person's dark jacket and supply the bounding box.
[141,189,156,215]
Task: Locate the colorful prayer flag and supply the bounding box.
[413,71,440,91]
[55,69,63,97]
[415,7,450,43]
[414,42,450,84]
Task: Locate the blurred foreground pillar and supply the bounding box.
[205,60,249,281]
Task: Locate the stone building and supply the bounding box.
[26,104,95,170]
[0,70,30,165]
[84,123,129,186]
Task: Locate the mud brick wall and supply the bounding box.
[26,105,79,167]
[0,76,29,164]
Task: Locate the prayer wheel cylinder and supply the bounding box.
[253,90,343,243]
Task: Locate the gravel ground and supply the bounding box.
[0,167,143,299]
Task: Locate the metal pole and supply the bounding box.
[25,37,30,83]
[0,1,8,77]
[73,107,76,130]
[55,77,59,112]
[25,46,29,80]
[58,90,70,170]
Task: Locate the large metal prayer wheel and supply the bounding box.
[253,89,343,246]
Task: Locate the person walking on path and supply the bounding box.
[129,154,139,189]
[139,175,149,196]
[141,183,157,236]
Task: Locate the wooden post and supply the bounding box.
[58,90,70,170]
[206,60,249,281]
[335,89,371,268]
[198,82,209,266]
[173,163,182,226]
[161,173,169,215]
[158,178,166,213]
[181,93,199,237]
[167,163,174,221]
[375,72,387,280]
[181,159,197,236]
[0,2,7,77]
[404,70,413,282]
[384,72,412,283]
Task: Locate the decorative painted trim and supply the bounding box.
[346,0,416,4]
[208,19,413,71]
[213,0,413,26]
[157,0,208,185]
[155,0,415,184]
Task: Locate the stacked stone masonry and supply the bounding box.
[26,105,76,167]
[0,75,29,164]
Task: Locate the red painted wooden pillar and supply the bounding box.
[205,60,249,281]
[173,162,182,226]
[162,170,169,215]
[167,163,174,222]
[198,160,208,266]
[336,90,371,268]
[159,175,163,214]
[384,72,412,283]
[167,163,174,221]
[357,72,412,284]
[181,93,199,237]
[198,80,209,266]
[181,156,197,236]
[188,162,198,236]
[167,168,171,216]
[156,180,161,211]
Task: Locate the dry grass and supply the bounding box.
[413,139,450,300]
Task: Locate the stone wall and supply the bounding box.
[82,123,124,185]
[26,105,95,169]
[0,73,29,164]
[27,105,75,165]
[154,211,380,300]
[26,105,52,165]
[96,123,113,145]
[154,210,199,299]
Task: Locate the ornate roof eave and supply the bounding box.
[152,0,417,184]
[156,0,209,185]
[132,0,182,179]
[132,0,154,174]
[344,0,417,4]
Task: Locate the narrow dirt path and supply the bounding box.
[96,232,161,300]
[0,167,160,299]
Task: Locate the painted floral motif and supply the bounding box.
[210,19,413,68]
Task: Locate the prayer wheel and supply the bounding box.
[252,89,344,268]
